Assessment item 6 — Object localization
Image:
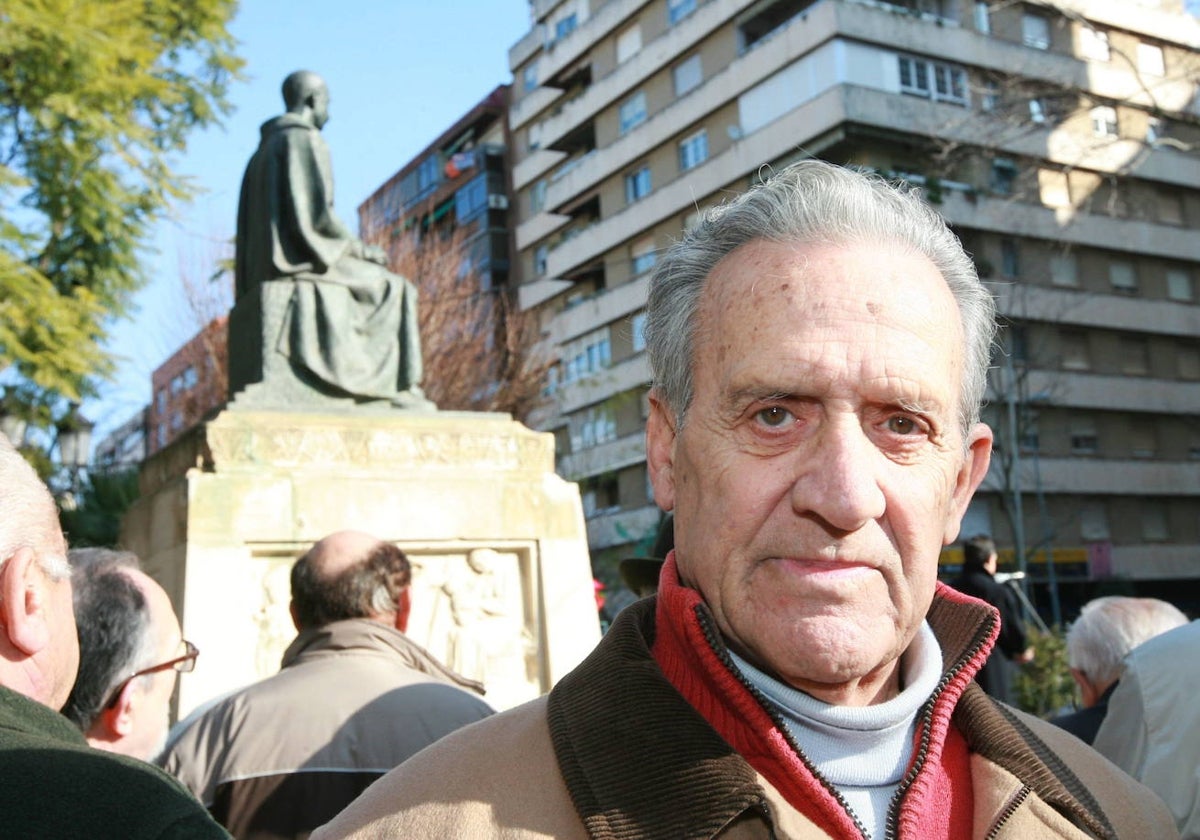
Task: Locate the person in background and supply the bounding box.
[160,530,493,840]
[1049,595,1187,744]
[63,548,198,762]
[313,161,1174,839]
[0,432,228,839]
[1094,619,1200,838]
[949,534,1033,704]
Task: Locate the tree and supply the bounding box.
[0,0,242,411]
[369,222,549,421]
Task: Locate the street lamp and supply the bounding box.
[56,405,94,502]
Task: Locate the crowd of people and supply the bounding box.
[3,160,1197,839]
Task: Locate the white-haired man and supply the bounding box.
[1049,595,1187,744]
[0,433,228,839]
[315,161,1175,839]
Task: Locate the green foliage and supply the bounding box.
[60,468,141,548]
[0,0,242,404]
[1014,624,1076,718]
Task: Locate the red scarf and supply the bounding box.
[650,554,984,839]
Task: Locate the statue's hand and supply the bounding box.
[363,244,388,265]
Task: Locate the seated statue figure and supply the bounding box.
[234,70,430,408]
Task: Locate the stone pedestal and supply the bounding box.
[120,408,599,715]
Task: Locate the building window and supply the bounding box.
[1130,424,1156,459]
[1091,106,1118,138]
[170,410,184,432]
[980,84,1000,112]
[631,312,648,352]
[1022,13,1051,49]
[616,24,642,64]
[1061,330,1091,370]
[182,365,198,389]
[974,1,990,34]
[1079,27,1110,61]
[1000,238,1020,277]
[1166,268,1194,302]
[1080,501,1109,541]
[530,179,547,214]
[561,327,612,387]
[580,472,620,517]
[668,0,697,26]
[1028,98,1046,124]
[455,174,489,224]
[631,236,657,276]
[625,166,652,204]
[1179,345,1200,380]
[1141,502,1169,541]
[156,389,166,412]
[673,54,703,97]
[990,157,1017,195]
[678,129,708,172]
[619,91,647,135]
[1120,337,1150,375]
[534,245,548,277]
[572,405,617,454]
[555,13,578,42]
[157,424,167,448]
[1137,42,1165,76]
[897,56,967,105]
[1156,190,1184,226]
[1049,252,1078,286]
[1109,261,1138,295]
[1070,416,1099,454]
[1146,116,1163,144]
[523,61,539,92]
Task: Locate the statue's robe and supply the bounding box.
[235,114,421,400]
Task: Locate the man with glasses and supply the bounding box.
[0,433,229,838]
[63,549,199,761]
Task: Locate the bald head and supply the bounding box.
[290,532,411,632]
[281,70,330,128]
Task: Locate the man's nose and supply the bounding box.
[790,419,886,533]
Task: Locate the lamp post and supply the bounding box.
[56,405,94,504]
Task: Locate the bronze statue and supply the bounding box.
[233,70,429,408]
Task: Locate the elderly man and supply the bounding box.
[62,549,198,761]
[0,434,228,838]
[315,162,1175,840]
[160,530,493,839]
[1094,620,1200,837]
[1049,596,1187,744]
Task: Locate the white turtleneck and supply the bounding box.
[729,622,943,840]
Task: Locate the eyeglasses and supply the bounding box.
[103,640,199,709]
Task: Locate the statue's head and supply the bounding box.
[282,70,330,128]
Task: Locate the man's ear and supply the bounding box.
[395,588,411,634]
[0,547,52,656]
[94,681,138,741]
[943,422,994,545]
[289,600,302,633]
[645,392,679,512]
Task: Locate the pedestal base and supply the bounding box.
[121,407,599,714]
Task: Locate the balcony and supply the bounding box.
[586,503,661,551]
[991,285,1200,339]
[553,354,651,416]
[982,455,1200,496]
[558,431,647,480]
[987,370,1200,415]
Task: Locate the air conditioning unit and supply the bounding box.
[488,194,509,210]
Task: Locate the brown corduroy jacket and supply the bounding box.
[314,594,1177,840]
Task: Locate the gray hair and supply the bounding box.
[1066,596,1188,688]
[645,160,996,436]
[0,433,70,581]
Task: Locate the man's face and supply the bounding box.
[126,572,184,760]
[647,239,992,706]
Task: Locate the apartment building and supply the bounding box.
[506,0,1200,607]
[359,86,512,292]
[147,316,228,456]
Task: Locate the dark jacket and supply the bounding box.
[314,571,1176,839]
[949,567,1029,703]
[161,618,493,840]
[1049,682,1117,745]
[0,685,229,839]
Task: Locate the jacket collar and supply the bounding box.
[548,599,764,840]
[282,618,484,695]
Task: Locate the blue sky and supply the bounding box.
[91,2,531,439]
